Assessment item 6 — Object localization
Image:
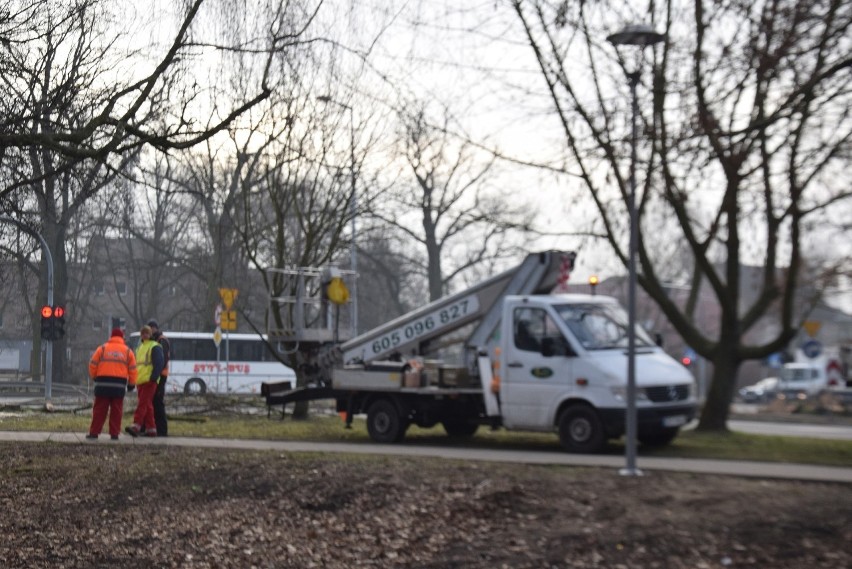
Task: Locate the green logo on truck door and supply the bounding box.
[530,367,553,379]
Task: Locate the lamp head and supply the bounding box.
[607,24,665,48]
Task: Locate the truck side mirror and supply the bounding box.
[541,337,575,358]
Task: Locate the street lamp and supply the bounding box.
[607,23,666,477]
[317,95,358,337]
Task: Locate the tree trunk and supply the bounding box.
[697,340,741,432]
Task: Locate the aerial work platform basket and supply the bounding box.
[266,266,357,346]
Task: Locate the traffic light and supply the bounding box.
[40,305,54,340]
[681,355,692,367]
[53,305,66,340]
[39,305,66,341]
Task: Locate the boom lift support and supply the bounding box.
[266,251,576,394]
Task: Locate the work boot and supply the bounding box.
[85,434,97,440]
[124,425,140,438]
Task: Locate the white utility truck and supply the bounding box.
[265,251,697,453]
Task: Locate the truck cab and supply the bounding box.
[496,295,697,452]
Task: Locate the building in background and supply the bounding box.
[0,237,269,385]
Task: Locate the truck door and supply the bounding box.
[501,305,575,430]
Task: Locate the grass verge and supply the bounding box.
[1,403,850,466]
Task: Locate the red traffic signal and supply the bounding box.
[40,305,66,341]
[681,356,692,367]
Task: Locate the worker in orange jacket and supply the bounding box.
[87,328,138,440]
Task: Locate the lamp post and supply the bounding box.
[317,95,358,337]
[607,23,665,477]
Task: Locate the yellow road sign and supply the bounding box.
[803,320,821,337]
[219,288,238,310]
[326,277,350,305]
[221,310,237,331]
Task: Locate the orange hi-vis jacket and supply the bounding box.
[89,336,138,398]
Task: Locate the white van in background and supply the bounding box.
[776,362,828,399]
[130,331,295,395]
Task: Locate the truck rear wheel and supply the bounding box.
[558,405,606,454]
[367,400,406,443]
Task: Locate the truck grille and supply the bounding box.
[645,385,689,402]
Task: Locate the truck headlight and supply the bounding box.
[611,387,649,402]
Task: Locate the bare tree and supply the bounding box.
[511,0,851,430]
[0,0,278,192]
[80,152,203,327]
[372,102,534,302]
[0,0,315,382]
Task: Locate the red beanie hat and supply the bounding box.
[111,327,124,338]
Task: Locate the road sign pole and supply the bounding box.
[226,329,230,393]
[214,325,222,392]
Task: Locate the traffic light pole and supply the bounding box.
[0,217,54,405]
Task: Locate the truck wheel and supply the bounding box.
[183,378,207,396]
[367,400,406,443]
[638,428,679,448]
[442,420,479,438]
[557,405,606,454]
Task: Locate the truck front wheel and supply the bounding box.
[558,405,606,454]
[367,400,406,443]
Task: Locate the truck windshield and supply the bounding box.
[555,303,654,350]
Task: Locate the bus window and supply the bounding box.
[130,331,295,396]
[194,340,217,361]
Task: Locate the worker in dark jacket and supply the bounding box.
[148,319,170,436]
[125,325,164,437]
[87,328,137,440]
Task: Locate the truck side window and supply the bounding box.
[515,320,539,352]
[514,308,566,354]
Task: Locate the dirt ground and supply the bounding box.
[0,442,849,569]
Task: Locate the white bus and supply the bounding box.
[129,331,296,396]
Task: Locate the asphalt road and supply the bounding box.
[716,419,852,441]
